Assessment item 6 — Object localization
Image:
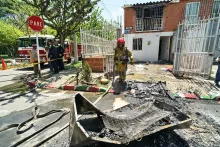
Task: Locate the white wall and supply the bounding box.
[160,37,170,61]
[124,32,173,62]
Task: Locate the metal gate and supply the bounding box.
[173,16,220,79]
[80,22,121,74]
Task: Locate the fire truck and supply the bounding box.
[16,35,82,66]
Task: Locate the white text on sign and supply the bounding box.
[29,20,43,27]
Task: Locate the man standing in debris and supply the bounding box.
[48,39,59,74]
[114,38,134,82]
[215,56,220,87]
[54,39,65,71]
[30,44,39,75]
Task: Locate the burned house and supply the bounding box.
[123,0,220,63]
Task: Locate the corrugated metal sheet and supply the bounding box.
[132,0,171,6]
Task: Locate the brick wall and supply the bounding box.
[84,56,106,72]
[124,0,215,33]
[124,7,136,34]
[163,2,186,32]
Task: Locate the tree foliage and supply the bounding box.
[76,7,119,43]
[0,21,24,57]
[23,0,100,45]
[82,7,104,30]
[0,0,39,34]
[0,0,18,19]
[42,26,57,37]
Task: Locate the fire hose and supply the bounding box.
[0,106,70,147]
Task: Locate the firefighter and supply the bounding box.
[30,44,39,75]
[54,39,65,71]
[114,38,134,82]
[48,39,59,74]
[45,45,53,72]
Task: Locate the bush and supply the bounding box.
[80,62,92,82]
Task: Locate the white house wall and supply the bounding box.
[124,32,173,62]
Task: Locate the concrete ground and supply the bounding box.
[0,63,220,146]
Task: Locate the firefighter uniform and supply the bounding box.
[45,45,53,72]
[114,38,134,82]
[55,44,65,71]
[48,44,59,74]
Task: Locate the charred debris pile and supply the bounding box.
[71,81,192,146]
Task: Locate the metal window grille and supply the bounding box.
[136,7,143,18]
[133,38,142,50]
[136,19,143,31]
[212,0,220,17]
[135,6,163,31]
[185,2,200,23]
[143,6,163,30]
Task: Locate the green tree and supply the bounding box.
[23,0,100,45]
[77,7,118,42]
[0,21,24,57]
[82,7,104,30]
[42,26,57,37]
[0,0,39,35]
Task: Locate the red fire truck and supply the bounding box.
[16,35,82,65]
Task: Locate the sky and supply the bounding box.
[97,0,159,26]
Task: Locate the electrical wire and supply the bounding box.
[100,0,114,20]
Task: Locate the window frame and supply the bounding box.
[185,2,200,23]
[136,7,143,18]
[212,0,220,17]
[135,5,164,31]
[133,38,143,51]
[18,38,46,47]
[135,19,143,32]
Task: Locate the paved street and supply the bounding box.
[0,65,49,87]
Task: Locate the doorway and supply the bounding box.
[158,37,170,61]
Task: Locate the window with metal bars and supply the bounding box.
[133,38,142,50]
[212,0,220,17]
[136,19,143,31]
[136,7,143,18]
[143,6,163,30]
[135,6,164,31]
[185,2,200,23]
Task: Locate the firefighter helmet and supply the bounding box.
[117,38,125,44]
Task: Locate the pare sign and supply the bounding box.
[28,16,44,32]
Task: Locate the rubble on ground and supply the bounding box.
[71,81,192,146]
